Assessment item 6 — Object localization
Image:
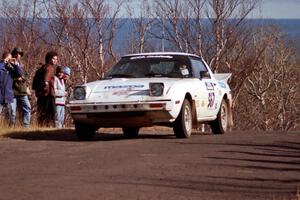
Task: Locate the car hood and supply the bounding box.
[82,78,180,103]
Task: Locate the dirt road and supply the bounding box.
[0,129,299,200]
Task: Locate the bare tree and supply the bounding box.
[41,0,122,83]
[0,0,48,72]
[82,0,123,75]
[206,0,259,72]
[152,0,261,103]
[126,0,156,53]
[237,27,299,131]
[154,0,193,52]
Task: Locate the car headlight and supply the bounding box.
[149,83,164,96]
[73,86,86,100]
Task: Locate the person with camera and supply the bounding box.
[10,47,32,128]
[0,52,22,126]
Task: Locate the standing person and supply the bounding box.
[63,67,72,98]
[54,66,67,128]
[62,66,72,128]
[0,52,22,126]
[11,47,31,128]
[36,51,58,127]
[63,66,71,84]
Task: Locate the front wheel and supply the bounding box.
[210,99,229,134]
[75,122,97,141]
[173,99,193,138]
[122,127,140,138]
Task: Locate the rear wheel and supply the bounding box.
[122,127,140,138]
[173,99,193,138]
[75,122,97,141]
[210,99,229,134]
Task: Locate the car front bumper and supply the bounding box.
[67,100,176,127]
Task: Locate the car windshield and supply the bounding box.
[105,55,192,78]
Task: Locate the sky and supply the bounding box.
[252,0,300,19]
[128,0,300,19]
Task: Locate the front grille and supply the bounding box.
[87,111,146,118]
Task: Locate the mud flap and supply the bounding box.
[226,99,234,130]
[191,100,198,129]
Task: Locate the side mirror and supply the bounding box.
[200,71,210,79]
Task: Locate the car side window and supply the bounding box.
[190,58,211,79]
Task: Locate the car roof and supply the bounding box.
[122,52,201,58]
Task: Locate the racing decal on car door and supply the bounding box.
[208,92,215,109]
[205,82,214,91]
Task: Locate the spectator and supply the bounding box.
[63,66,72,94]
[54,66,67,128]
[63,66,71,84]
[0,52,22,126]
[11,47,31,128]
[36,51,58,127]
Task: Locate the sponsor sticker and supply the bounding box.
[205,82,214,91]
[104,85,145,90]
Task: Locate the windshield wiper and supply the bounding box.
[145,72,177,78]
[145,72,167,77]
[106,74,136,78]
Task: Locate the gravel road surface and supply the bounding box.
[0,129,299,200]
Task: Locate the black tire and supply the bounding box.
[173,99,193,138]
[122,127,140,138]
[75,122,97,141]
[210,99,229,134]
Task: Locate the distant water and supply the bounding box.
[254,19,300,52]
[115,18,300,53]
[256,19,300,40]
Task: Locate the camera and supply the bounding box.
[9,58,17,64]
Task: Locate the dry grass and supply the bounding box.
[0,120,73,136]
[0,124,59,136]
[0,123,77,141]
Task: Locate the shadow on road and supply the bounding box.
[2,128,175,142]
[202,140,300,178]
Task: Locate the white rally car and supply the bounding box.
[68,52,233,140]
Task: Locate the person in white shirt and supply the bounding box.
[54,66,67,128]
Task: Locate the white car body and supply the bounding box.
[68,52,233,139]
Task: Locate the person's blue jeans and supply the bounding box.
[11,96,31,128]
[0,103,15,126]
[55,105,65,128]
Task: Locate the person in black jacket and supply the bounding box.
[0,52,22,126]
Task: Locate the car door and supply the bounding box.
[190,58,218,119]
